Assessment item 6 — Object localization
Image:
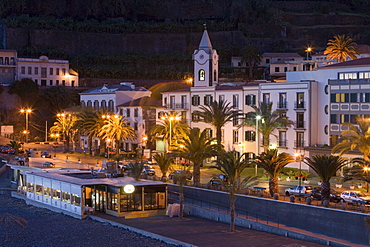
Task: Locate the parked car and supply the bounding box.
[41,151,52,158]
[310,187,341,202]
[43,162,55,168]
[142,165,155,176]
[209,174,229,185]
[285,185,313,196]
[168,170,192,180]
[340,191,370,204]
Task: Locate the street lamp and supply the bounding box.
[295,151,304,192]
[107,138,111,160]
[20,108,32,143]
[255,115,261,176]
[51,133,59,158]
[161,115,181,152]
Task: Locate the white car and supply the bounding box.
[285,185,313,196]
[340,191,370,204]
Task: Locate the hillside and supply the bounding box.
[1,0,370,80]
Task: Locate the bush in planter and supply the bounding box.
[289,195,295,203]
[306,197,312,205]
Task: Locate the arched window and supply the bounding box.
[81,101,86,107]
[87,100,92,107]
[101,100,107,109]
[94,100,99,110]
[108,100,114,111]
[199,69,205,81]
[214,70,217,81]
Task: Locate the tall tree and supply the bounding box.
[50,113,79,152]
[177,128,218,187]
[41,86,79,113]
[324,34,359,63]
[332,116,370,161]
[252,149,294,196]
[198,100,237,148]
[212,151,257,232]
[304,155,347,202]
[153,152,173,181]
[241,43,262,79]
[243,102,294,152]
[150,112,189,151]
[99,115,136,153]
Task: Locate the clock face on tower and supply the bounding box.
[200,54,204,60]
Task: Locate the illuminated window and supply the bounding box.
[199,69,205,81]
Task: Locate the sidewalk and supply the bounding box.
[90,213,327,247]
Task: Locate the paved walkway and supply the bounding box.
[91,213,324,247]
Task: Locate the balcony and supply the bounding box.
[277,101,288,110]
[294,140,305,148]
[278,140,288,148]
[294,121,306,129]
[164,103,189,110]
[294,101,306,110]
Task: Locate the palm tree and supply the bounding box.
[8,140,22,155]
[177,128,218,187]
[241,43,262,79]
[99,115,136,154]
[332,116,370,161]
[324,34,359,63]
[251,149,294,196]
[153,152,173,181]
[212,151,257,232]
[50,113,79,152]
[150,112,189,151]
[0,213,28,240]
[344,158,370,192]
[304,155,348,202]
[170,166,192,220]
[243,102,294,152]
[198,100,238,148]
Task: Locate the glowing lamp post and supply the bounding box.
[20,109,32,143]
[255,115,261,176]
[161,115,181,152]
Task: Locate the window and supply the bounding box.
[325,85,328,94]
[41,80,46,86]
[50,68,53,75]
[233,111,239,126]
[279,93,287,108]
[330,114,338,124]
[245,131,256,141]
[94,100,99,110]
[275,67,280,73]
[324,125,328,135]
[245,95,256,106]
[28,67,32,74]
[199,69,205,81]
[279,131,287,147]
[214,70,217,82]
[204,95,213,106]
[134,123,138,131]
[62,80,65,86]
[324,105,328,114]
[205,128,213,138]
[163,97,167,106]
[266,59,270,64]
[219,95,225,102]
[101,100,107,109]
[192,111,201,122]
[359,72,370,79]
[21,66,25,74]
[192,95,200,106]
[41,68,47,78]
[284,67,287,72]
[293,67,297,71]
[34,67,38,75]
[62,191,71,203]
[181,111,187,121]
[127,109,131,117]
[296,132,304,148]
[49,80,53,86]
[170,96,175,109]
[340,114,349,123]
[296,93,304,108]
[134,108,138,117]
[332,93,349,103]
[233,130,239,143]
[339,72,357,80]
[296,113,304,128]
[62,68,66,76]
[233,95,239,108]
[56,80,59,85]
[181,95,187,109]
[56,68,60,75]
[263,93,270,104]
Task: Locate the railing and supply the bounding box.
[277,101,287,109]
[294,121,305,129]
[294,101,305,109]
[278,140,287,147]
[164,103,188,110]
[294,140,305,148]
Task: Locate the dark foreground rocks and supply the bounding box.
[0,195,174,247]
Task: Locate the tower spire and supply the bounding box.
[199,24,212,52]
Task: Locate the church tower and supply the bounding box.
[192,25,219,87]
